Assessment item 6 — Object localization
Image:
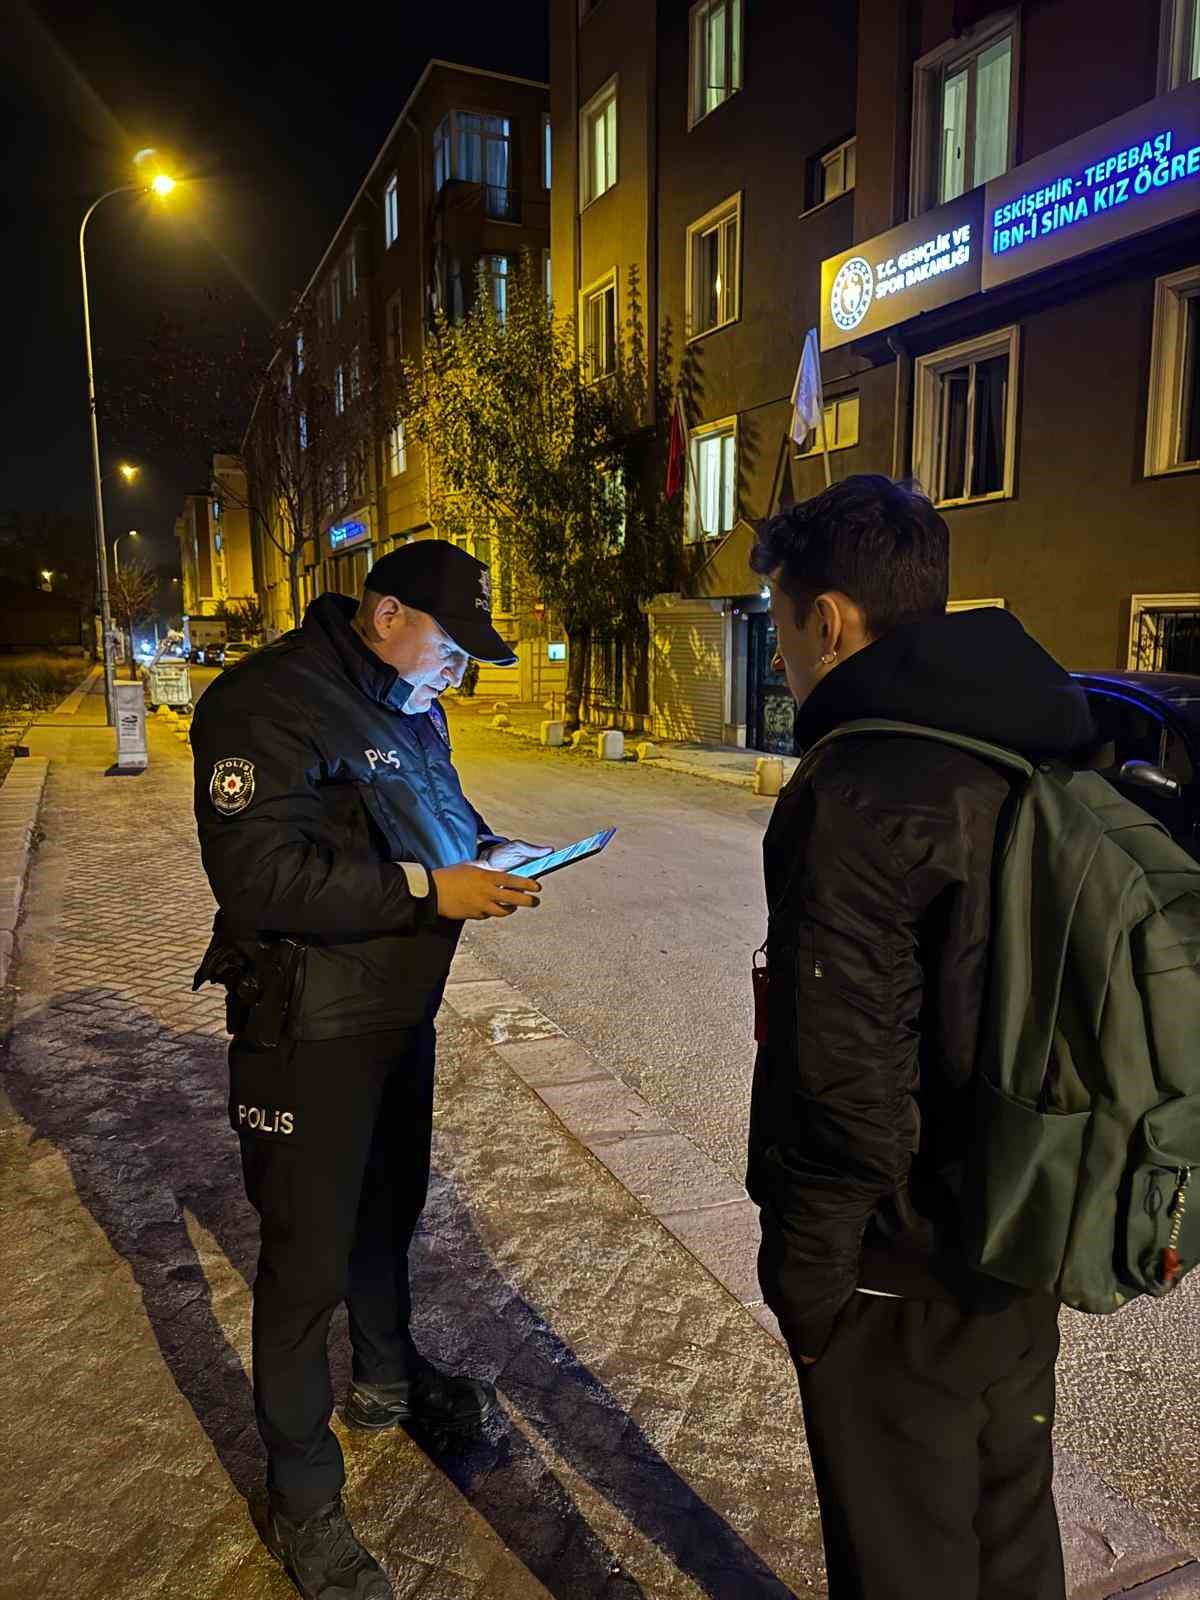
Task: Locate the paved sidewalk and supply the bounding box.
[448,697,799,790]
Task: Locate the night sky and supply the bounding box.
[1,0,549,577]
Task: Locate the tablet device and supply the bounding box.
[508,827,617,879]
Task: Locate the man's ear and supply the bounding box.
[361,592,405,639]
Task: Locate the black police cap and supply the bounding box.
[366,541,517,666]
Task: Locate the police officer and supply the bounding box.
[191,542,547,1600]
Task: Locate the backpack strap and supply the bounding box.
[793,718,1036,783]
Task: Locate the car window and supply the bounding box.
[1084,692,1164,769]
[1162,723,1195,785]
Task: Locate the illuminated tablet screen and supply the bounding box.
[509,827,617,879]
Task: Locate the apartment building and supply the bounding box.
[250,59,559,701]
[551,0,858,743]
[175,455,256,622]
[812,0,1200,738]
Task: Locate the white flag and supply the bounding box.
[790,327,824,448]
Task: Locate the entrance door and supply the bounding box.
[748,614,798,754]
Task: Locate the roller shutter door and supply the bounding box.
[651,605,726,743]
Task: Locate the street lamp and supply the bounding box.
[117,463,140,484]
[80,154,177,725]
[113,529,139,577]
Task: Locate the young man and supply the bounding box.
[192,542,547,1600]
[746,476,1094,1600]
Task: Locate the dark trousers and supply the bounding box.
[231,1024,436,1519]
[795,1292,1066,1600]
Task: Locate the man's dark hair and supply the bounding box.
[751,475,949,638]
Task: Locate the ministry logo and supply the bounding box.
[210,757,256,816]
[830,256,874,333]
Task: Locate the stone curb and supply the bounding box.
[0,757,49,987]
[442,945,1200,1599]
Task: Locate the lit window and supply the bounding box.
[334,366,345,415]
[434,112,514,219]
[581,274,617,379]
[1146,264,1200,477]
[580,80,617,208]
[330,271,342,323]
[795,394,861,457]
[687,194,740,338]
[387,421,407,477]
[600,467,626,548]
[689,0,744,127]
[384,174,399,247]
[913,18,1015,213]
[689,420,737,540]
[386,291,403,364]
[542,113,552,189]
[815,137,857,207]
[914,327,1019,506]
[299,412,309,451]
[483,255,509,322]
[295,332,305,374]
[345,246,358,302]
[1161,0,1200,89]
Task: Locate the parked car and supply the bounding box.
[221,640,258,669]
[1070,671,1200,858]
[200,643,226,666]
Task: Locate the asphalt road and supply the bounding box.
[447,709,1200,1568]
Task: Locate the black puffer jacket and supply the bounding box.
[191,594,503,1039]
[747,607,1096,1358]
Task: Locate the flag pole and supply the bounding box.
[817,398,833,488]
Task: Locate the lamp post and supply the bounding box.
[113,529,139,578]
[80,167,175,725]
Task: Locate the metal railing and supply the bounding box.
[1135,608,1200,673]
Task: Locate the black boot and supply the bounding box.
[261,1496,392,1600]
[343,1366,497,1436]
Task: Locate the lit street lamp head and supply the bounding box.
[119,463,139,482]
[150,174,176,197]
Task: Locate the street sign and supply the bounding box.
[114,681,148,770]
[820,189,984,351]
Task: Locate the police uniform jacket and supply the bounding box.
[191,593,503,1039]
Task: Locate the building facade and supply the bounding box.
[552,0,1200,752]
[176,455,257,632]
[249,60,563,703]
[551,0,859,745]
[817,0,1200,728]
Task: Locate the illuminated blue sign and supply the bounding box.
[982,77,1200,290]
[329,519,368,549]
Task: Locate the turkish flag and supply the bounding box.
[665,396,685,500]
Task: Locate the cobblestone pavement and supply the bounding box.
[1,712,827,1599]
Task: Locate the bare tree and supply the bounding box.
[109,558,158,679]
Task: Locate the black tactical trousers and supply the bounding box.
[795,1291,1065,1600]
[231,1024,436,1519]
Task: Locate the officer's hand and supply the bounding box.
[431,862,542,922]
[480,839,551,872]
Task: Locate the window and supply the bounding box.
[795,393,860,456]
[350,347,361,402]
[387,421,407,477]
[386,291,403,364]
[299,412,309,451]
[689,419,737,540]
[542,114,552,189]
[542,248,553,303]
[345,246,358,303]
[687,193,741,338]
[330,270,342,324]
[812,137,857,208]
[580,79,617,207]
[434,111,514,219]
[335,459,349,507]
[689,0,743,127]
[581,272,617,379]
[1129,598,1200,675]
[384,173,399,247]
[483,255,509,321]
[912,16,1016,213]
[914,327,1019,506]
[1160,0,1200,89]
[600,468,626,548]
[1146,265,1200,477]
[334,365,345,416]
[295,332,305,374]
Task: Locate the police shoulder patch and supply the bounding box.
[210,757,256,816]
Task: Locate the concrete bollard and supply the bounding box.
[597,729,625,761]
[540,720,565,747]
[491,714,511,729]
[754,756,785,797]
[492,701,508,714]
[634,741,660,762]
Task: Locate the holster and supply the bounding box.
[193,931,306,1049]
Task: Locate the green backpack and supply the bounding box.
[799,718,1200,1315]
